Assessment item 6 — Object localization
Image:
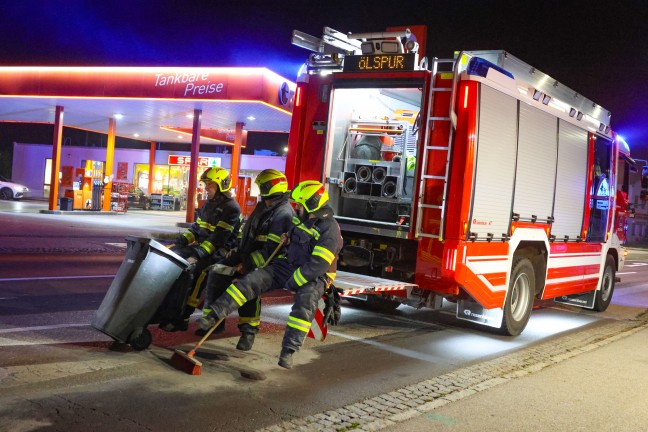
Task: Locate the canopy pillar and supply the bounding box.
[102,117,116,211]
[231,121,244,188]
[48,106,64,211]
[186,109,202,223]
[148,141,156,195]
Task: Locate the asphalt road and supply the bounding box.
[1,200,647,431]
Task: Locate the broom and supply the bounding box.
[170,237,287,375]
[170,317,225,375]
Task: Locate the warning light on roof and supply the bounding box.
[466,57,514,80]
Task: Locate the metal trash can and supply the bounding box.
[60,197,73,211]
[92,236,189,350]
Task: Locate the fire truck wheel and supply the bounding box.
[499,258,535,336]
[592,255,615,312]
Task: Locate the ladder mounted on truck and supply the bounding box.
[415,57,456,240]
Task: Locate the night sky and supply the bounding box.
[1,0,647,156]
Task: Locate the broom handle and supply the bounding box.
[260,235,287,269]
[187,236,287,357]
[188,318,225,357]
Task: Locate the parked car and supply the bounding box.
[111,184,149,210]
[128,186,150,210]
[0,175,30,200]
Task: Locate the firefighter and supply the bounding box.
[198,180,343,369]
[159,167,241,332]
[198,169,294,351]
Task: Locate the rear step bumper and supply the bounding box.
[334,271,418,296]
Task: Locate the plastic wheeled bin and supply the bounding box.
[92,236,190,350]
[60,197,73,211]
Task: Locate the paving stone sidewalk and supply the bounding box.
[257,311,648,432]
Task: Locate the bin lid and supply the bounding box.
[125,236,190,268]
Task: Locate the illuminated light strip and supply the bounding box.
[463,86,469,108]
[0,95,294,116]
[0,66,294,87]
[295,86,302,107]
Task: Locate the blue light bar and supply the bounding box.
[467,57,514,80]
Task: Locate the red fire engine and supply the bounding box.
[286,26,633,335]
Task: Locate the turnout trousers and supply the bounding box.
[210,259,327,352]
[204,257,261,334]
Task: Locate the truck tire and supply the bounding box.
[499,258,535,336]
[592,255,615,312]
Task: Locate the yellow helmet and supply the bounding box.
[255,169,288,198]
[290,180,329,213]
[200,167,232,192]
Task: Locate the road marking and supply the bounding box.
[0,275,114,282]
[106,242,127,248]
[327,329,446,363]
[617,272,636,275]
[623,263,648,267]
[0,323,90,334]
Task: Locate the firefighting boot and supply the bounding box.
[236,332,255,351]
[159,319,189,332]
[278,348,295,369]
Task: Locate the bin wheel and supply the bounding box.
[129,328,152,351]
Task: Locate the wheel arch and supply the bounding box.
[512,241,548,297]
[607,248,619,271]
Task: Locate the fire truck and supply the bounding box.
[285,25,633,336]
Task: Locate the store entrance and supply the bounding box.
[134,163,191,210]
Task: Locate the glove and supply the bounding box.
[174,234,189,248]
[323,287,342,326]
[193,244,209,260]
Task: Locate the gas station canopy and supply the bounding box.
[0,66,296,142]
[0,66,296,218]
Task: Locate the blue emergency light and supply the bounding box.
[467,57,514,80]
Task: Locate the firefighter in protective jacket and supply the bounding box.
[199,169,294,350]
[160,167,241,332]
[199,180,343,369]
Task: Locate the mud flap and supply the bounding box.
[307,296,328,341]
[457,296,503,328]
[553,290,596,308]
